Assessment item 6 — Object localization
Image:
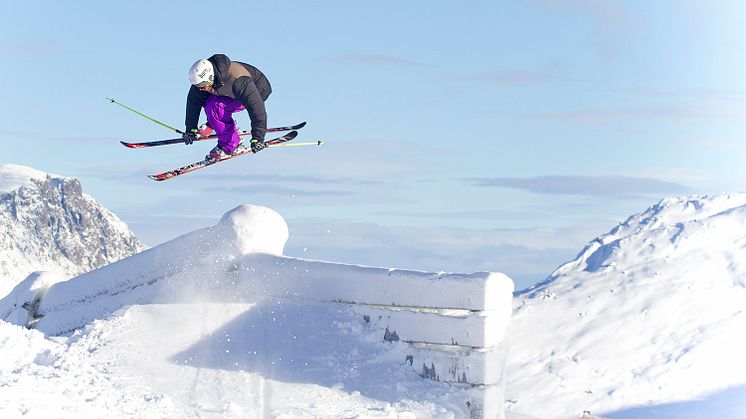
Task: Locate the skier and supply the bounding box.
[183,54,272,160]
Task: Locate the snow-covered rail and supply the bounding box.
[224,254,514,419]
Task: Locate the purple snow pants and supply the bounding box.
[204,95,245,154]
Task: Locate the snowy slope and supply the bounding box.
[0,303,468,418]
[507,193,746,418]
[0,164,145,297]
[0,204,508,418]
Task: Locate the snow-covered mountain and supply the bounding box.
[507,193,746,417]
[0,164,145,298]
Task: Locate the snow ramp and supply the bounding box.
[1,204,514,419]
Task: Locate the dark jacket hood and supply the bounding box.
[207,54,232,88]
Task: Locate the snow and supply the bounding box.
[506,193,746,418]
[0,201,512,418]
[0,271,66,326]
[0,164,144,296]
[219,204,289,255]
[0,163,58,194]
[0,302,467,418]
[3,162,746,418]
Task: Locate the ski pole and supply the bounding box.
[106,98,183,134]
[270,140,325,147]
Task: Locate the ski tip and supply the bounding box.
[121,141,148,149]
[147,174,166,181]
[295,121,307,129]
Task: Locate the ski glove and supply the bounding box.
[250,138,266,153]
[182,129,198,145]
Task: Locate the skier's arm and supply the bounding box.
[233,76,267,141]
[185,86,210,131]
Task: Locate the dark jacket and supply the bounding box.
[185,54,272,140]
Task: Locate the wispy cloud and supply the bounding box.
[538,105,697,124]
[372,208,547,221]
[542,103,746,124]
[200,173,385,187]
[0,41,65,55]
[532,0,637,64]
[465,175,690,197]
[0,130,118,143]
[449,69,568,85]
[483,97,746,125]
[202,183,356,198]
[329,53,432,68]
[533,0,633,27]
[609,86,746,100]
[193,172,391,201]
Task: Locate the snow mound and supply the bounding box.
[0,320,59,372]
[219,204,288,255]
[13,204,290,334]
[0,163,67,194]
[508,193,746,417]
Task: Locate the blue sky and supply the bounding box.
[3,1,746,289]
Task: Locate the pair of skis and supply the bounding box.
[145,128,322,181]
[131,122,320,181]
[120,121,307,149]
[109,97,323,181]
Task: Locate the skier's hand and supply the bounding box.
[250,138,266,153]
[182,129,198,145]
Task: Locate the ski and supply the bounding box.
[121,122,307,149]
[148,131,301,181]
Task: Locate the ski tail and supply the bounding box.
[265,130,299,146]
[269,121,306,132]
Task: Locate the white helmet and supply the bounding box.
[188,59,214,87]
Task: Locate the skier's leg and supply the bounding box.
[203,96,246,154]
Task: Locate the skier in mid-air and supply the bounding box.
[183,54,272,160]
